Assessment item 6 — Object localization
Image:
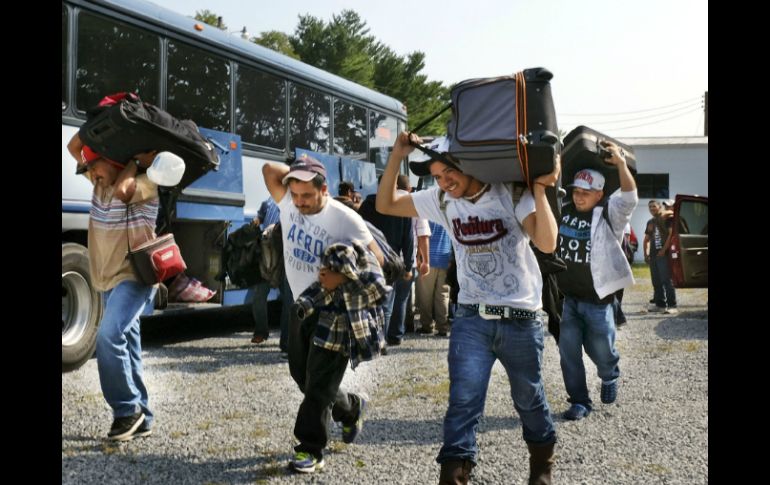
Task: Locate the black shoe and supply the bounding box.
[133,420,152,438]
[108,412,145,441]
[436,331,449,337]
[417,326,435,334]
[386,338,401,346]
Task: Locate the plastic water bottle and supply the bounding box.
[147,151,186,186]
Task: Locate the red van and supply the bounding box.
[668,195,708,288]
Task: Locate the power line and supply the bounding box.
[586,107,702,132]
[558,96,702,117]
[567,101,702,125]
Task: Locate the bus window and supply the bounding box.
[167,41,231,131]
[333,99,367,160]
[235,65,286,150]
[370,111,397,172]
[76,11,159,110]
[289,83,330,154]
[62,5,68,110]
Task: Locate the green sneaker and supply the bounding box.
[342,395,367,444]
[291,452,325,473]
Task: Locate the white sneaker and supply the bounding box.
[648,304,665,313]
[664,307,678,315]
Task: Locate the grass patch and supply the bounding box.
[354,459,366,468]
[222,411,248,420]
[644,463,670,475]
[652,341,704,354]
[197,420,212,431]
[328,441,347,452]
[169,430,188,439]
[631,263,650,280]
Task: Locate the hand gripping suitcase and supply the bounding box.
[445,67,559,185]
[562,126,637,197]
[78,93,220,192]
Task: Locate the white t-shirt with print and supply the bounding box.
[278,193,374,297]
[411,184,542,310]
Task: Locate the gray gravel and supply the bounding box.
[62,278,708,484]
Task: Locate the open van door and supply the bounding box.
[669,195,708,288]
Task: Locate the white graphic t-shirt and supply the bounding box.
[278,193,374,297]
[411,184,542,310]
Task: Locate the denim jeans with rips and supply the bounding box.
[96,279,157,424]
[558,296,620,409]
[437,305,556,465]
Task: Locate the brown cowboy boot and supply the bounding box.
[527,442,555,485]
[438,460,475,484]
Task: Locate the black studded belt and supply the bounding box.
[461,304,538,320]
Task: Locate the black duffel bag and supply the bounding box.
[78,92,220,191]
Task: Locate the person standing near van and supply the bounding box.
[67,133,159,441]
[262,155,384,473]
[376,132,560,485]
[555,142,638,421]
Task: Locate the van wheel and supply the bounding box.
[62,243,103,372]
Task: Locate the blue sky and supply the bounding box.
[150,0,708,138]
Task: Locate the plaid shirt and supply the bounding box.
[294,242,389,369]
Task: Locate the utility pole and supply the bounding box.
[704,91,708,136]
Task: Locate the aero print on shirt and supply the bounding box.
[558,211,592,264]
[284,210,331,273]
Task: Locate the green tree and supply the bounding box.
[253,30,299,59]
[289,10,449,134]
[290,10,376,88]
[372,48,449,134]
[194,9,225,30]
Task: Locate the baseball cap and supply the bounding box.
[282,154,327,184]
[76,145,123,174]
[569,169,605,191]
[408,136,460,176]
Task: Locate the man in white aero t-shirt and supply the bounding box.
[375,132,560,485]
[262,154,384,474]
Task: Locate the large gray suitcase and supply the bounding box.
[445,67,559,184]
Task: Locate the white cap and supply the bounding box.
[147,151,186,186]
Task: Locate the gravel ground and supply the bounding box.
[62,276,708,484]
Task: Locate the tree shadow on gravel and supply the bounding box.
[354,415,522,446]
[654,315,708,341]
[61,449,296,485]
[140,305,254,346]
[146,339,288,375]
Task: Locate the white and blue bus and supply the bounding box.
[62,0,408,371]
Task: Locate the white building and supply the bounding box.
[619,136,708,259]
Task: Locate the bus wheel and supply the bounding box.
[62,243,103,372]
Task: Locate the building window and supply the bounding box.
[289,83,330,153]
[333,99,367,159]
[76,11,159,111]
[369,111,397,173]
[636,173,669,199]
[235,65,286,150]
[167,41,231,131]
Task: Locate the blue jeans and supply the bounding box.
[438,306,556,465]
[650,254,677,308]
[387,276,412,342]
[96,280,157,424]
[279,278,293,353]
[248,281,271,339]
[558,297,620,409]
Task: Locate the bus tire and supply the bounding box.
[62,243,103,372]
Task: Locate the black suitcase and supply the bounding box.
[79,94,220,191]
[562,126,637,197]
[445,67,559,184]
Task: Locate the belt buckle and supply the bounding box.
[478,303,501,320]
